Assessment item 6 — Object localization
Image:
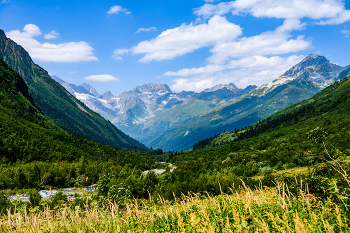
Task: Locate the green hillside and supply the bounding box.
[194,77,350,150]
[0,57,153,190]
[139,77,350,199]
[0,29,145,150]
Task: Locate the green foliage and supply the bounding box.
[308,127,328,144]
[0,192,11,214]
[50,191,67,208]
[108,183,131,206]
[95,174,134,207]
[28,189,41,206]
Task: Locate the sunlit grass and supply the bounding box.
[1,181,348,232]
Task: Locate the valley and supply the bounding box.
[50,53,349,153]
[1,12,350,231]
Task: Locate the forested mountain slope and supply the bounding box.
[0,57,153,189]
[0,29,145,150]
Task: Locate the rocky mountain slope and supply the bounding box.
[149,53,349,151]
[0,29,145,150]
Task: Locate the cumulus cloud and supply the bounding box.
[131,15,242,62]
[319,10,350,25]
[165,55,304,77]
[170,55,305,92]
[207,19,310,64]
[107,5,131,15]
[136,27,157,33]
[112,49,129,61]
[85,74,120,82]
[6,24,98,63]
[44,30,60,39]
[194,0,350,25]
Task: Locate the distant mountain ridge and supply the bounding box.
[147,53,350,151]
[54,77,256,145]
[0,29,146,150]
[203,83,238,92]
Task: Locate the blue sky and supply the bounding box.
[1,0,350,95]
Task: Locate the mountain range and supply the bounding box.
[54,53,350,151]
[2,25,349,153]
[147,53,350,151]
[0,29,145,150]
[52,77,256,145]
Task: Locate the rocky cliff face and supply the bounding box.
[283,53,341,77]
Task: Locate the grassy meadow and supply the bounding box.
[1,175,349,232]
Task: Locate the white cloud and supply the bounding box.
[319,10,350,25]
[112,49,129,61]
[1,0,9,4]
[341,29,350,38]
[44,30,60,39]
[194,0,350,25]
[85,74,120,82]
[6,24,98,63]
[170,55,305,92]
[132,15,242,62]
[107,5,131,15]
[165,55,303,77]
[207,19,310,64]
[69,71,78,75]
[136,27,157,33]
[14,24,42,37]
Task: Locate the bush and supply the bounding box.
[260,166,272,175]
[28,189,41,206]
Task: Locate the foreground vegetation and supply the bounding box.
[1,174,349,232]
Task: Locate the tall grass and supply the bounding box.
[1,180,349,232]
